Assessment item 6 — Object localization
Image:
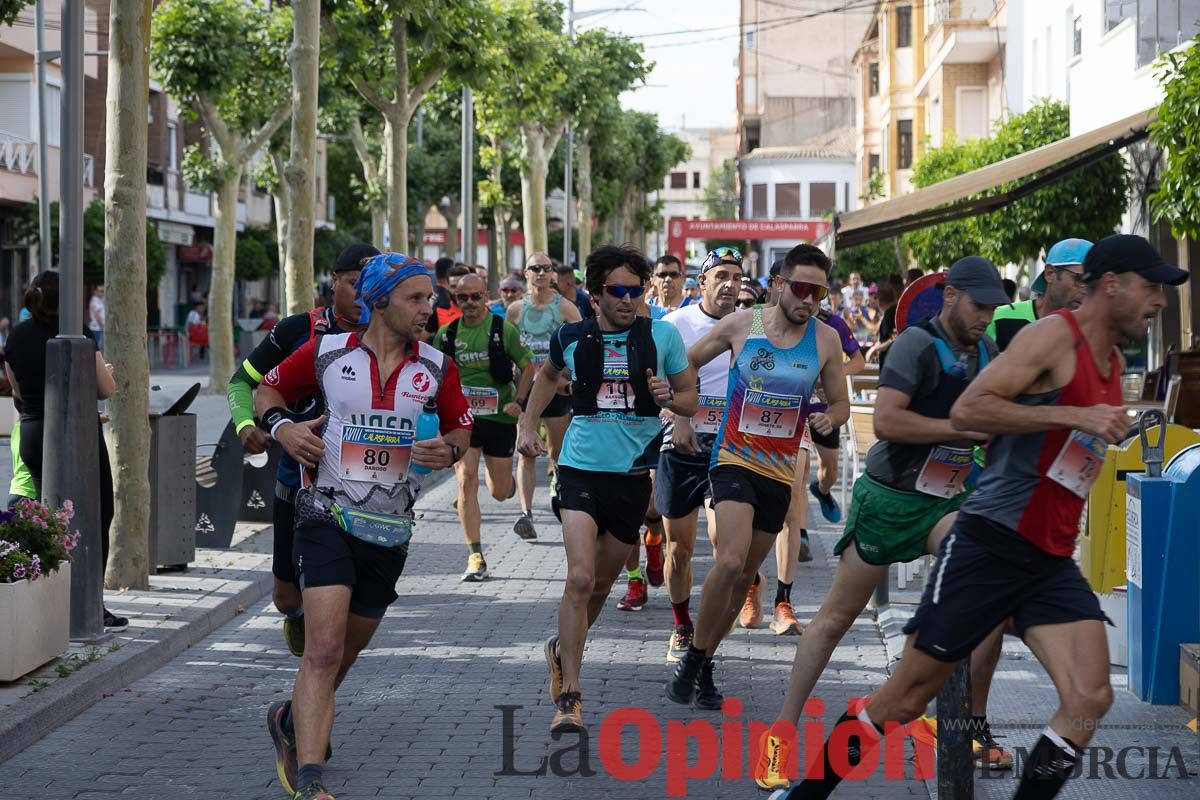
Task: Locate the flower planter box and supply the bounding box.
[0,396,15,438]
[0,562,70,682]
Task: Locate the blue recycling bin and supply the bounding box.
[1125,442,1200,704]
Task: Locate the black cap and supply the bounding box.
[769,258,784,277]
[1081,234,1189,286]
[334,243,380,273]
[945,256,1010,306]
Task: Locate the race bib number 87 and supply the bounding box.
[737,390,802,438]
[340,426,413,485]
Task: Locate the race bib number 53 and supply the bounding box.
[737,390,802,438]
[340,426,413,485]
[1048,430,1107,499]
[692,395,727,434]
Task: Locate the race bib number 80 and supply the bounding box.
[737,390,802,438]
[340,426,413,485]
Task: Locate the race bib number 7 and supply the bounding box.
[340,426,413,485]
[916,445,973,498]
[737,390,802,438]
[1048,430,1108,499]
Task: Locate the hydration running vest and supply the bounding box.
[570,316,659,418]
[437,314,514,385]
[518,296,564,365]
[711,306,820,485]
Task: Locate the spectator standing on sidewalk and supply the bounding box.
[88,286,106,351]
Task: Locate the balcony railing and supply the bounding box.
[0,135,96,188]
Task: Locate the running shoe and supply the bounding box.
[797,531,813,563]
[809,480,842,523]
[644,531,664,587]
[739,579,764,628]
[550,691,585,734]
[282,615,305,657]
[694,658,724,710]
[972,722,1014,770]
[461,552,488,582]
[616,577,647,611]
[513,512,537,541]
[103,608,128,631]
[544,635,563,703]
[266,700,298,795]
[292,783,335,800]
[769,602,803,636]
[665,647,703,705]
[754,728,794,791]
[666,624,694,663]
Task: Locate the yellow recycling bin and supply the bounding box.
[1082,423,1200,594]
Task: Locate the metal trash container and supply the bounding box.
[194,420,244,549]
[148,412,197,569]
[240,442,281,522]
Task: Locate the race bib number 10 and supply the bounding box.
[1048,430,1108,499]
[916,445,973,498]
[340,426,413,485]
[463,385,500,416]
[692,395,727,434]
[737,390,802,438]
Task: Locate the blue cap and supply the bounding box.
[684,277,697,289]
[1033,238,1093,294]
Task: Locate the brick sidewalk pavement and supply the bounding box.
[1,463,1194,799]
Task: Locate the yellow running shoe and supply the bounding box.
[283,615,305,658]
[461,552,488,582]
[551,691,585,734]
[544,635,563,702]
[754,728,793,790]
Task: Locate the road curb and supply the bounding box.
[0,566,273,764]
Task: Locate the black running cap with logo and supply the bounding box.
[334,243,381,273]
[1081,234,1189,286]
[945,256,1010,306]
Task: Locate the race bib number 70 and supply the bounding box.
[1047,430,1108,499]
[340,426,413,485]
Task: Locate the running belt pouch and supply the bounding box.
[335,506,413,548]
[570,316,658,417]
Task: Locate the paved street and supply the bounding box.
[0,444,1196,798]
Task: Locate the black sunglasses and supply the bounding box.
[526,265,553,274]
[655,271,681,280]
[500,287,521,294]
[454,292,485,303]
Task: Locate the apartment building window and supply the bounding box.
[0,78,31,139]
[868,62,879,96]
[868,153,880,175]
[775,183,801,217]
[957,88,988,140]
[897,120,913,169]
[692,171,701,189]
[1132,1,1200,67]
[45,85,61,147]
[669,171,687,189]
[1072,15,1083,56]
[1105,1,1136,32]
[751,184,768,218]
[167,124,178,171]
[896,5,912,48]
[809,183,836,217]
[745,25,756,51]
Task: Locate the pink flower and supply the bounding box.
[61,499,74,521]
[12,564,25,579]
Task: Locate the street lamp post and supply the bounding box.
[461,87,475,271]
[45,0,104,641]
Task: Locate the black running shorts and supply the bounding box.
[272,482,297,584]
[293,520,409,619]
[469,417,517,458]
[556,465,651,545]
[543,393,571,419]
[654,449,712,519]
[708,464,791,534]
[902,513,1110,662]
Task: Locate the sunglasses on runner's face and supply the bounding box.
[454,292,485,303]
[500,287,521,294]
[655,270,681,280]
[603,284,646,300]
[781,279,829,302]
[526,264,553,274]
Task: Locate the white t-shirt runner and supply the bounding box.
[662,303,729,452]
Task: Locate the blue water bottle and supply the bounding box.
[410,400,441,476]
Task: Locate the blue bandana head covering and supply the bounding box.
[354,252,432,324]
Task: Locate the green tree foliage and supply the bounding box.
[835,238,904,284]
[314,227,358,275]
[0,0,31,26]
[1150,45,1200,238]
[590,108,689,242]
[703,159,739,220]
[324,139,374,243]
[13,200,165,287]
[902,100,1127,270]
[234,233,272,281]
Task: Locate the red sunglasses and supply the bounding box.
[780,278,829,303]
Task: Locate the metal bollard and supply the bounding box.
[936,659,974,799]
[1138,409,1166,477]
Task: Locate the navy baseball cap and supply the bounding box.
[334,243,381,273]
[945,256,1010,306]
[1081,234,1188,286]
